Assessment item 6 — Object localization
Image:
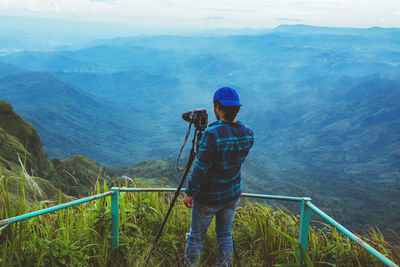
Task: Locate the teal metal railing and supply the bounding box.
[0,187,398,267]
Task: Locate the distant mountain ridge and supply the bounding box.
[0,27,399,238]
[249,75,400,174]
[2,26,399,80]
[274,24,400,36]
[0,61,26,78]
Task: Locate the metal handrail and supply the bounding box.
[119,187,308,202]
[0,187,398,267]
[0,191,113,226]
[306,202,398,267]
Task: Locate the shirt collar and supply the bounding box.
[209,120,242,127]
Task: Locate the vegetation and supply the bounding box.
[0,101,111,199]
[0,100,60,186]
[0,26,399,257]
[1,99,399,244]
[53,155,112,197]
[107,159,182,186]
[0,170,399,266]
[1,27,399,239]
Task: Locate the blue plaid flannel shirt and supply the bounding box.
[185,120,254,204]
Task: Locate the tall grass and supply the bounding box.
[0,171,399,266]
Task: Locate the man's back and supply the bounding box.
[184,87,253,267]
[186,120,254,204]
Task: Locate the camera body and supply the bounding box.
[182,109,208,131]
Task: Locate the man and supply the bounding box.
[183,87,254,267]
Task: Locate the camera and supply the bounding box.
[182,109,208,131]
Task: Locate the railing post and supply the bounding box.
[298,197,311,265]
[111,187,120,251]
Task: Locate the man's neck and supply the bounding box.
[219,116,237,123]
[216,110,237,123]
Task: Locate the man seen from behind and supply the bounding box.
[183,87,254,267]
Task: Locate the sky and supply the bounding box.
[0,0,399,29]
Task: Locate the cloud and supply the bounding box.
[278,17,305,22]
[1,0,399,29]
[202,8,254,13]
[206,16,226,20]
[89,0,115,2]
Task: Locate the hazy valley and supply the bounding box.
[1,25,399,240]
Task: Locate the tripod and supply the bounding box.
[145,127,203,266]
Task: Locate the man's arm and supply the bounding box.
[184,130,216,207]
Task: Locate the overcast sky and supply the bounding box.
[0,0,399,29]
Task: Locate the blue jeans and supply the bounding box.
[184,197,240,267]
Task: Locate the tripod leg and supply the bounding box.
[145,149,197,265]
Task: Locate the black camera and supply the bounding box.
[182,109,208,131]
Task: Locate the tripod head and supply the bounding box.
[182,109,208,132]
[176,109,208,171]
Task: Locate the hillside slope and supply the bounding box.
[0,101,112,198]
[0,100,60,184]
[53,155,112,197]
[0,100,72,202]
[0,72,184,164]
[0,61,26,78]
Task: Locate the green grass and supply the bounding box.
[0,171,399,266]
[107,159,179,186]
[0,102,63,188]
[54,155,113,197]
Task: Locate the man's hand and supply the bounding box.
[183,194,194,208]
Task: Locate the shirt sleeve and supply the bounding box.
[185,130,216,196]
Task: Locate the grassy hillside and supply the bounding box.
[53,155,113,197]
[0,101,398,265]
[0,102,113,200]
[0,178,399,266]
[107,159,181,187]
[1,27,399,247]
[0,101,75,206]
[0,100,61,185]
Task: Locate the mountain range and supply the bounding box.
[0,25,399,238]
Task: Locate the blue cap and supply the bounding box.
[213,87,242,106]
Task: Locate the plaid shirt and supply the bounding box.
[185,120,254,204]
